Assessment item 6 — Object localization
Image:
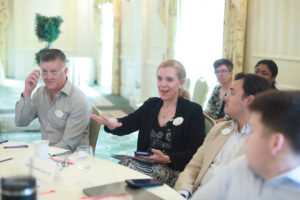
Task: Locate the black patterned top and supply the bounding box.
[205,85,230,119]
[147,118,172,155]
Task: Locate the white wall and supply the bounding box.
[120,0,167,101]
[244,0,300,89]
[7,0,97,79]
[6,0,172,101]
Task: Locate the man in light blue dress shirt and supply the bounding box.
[191,90,300,200]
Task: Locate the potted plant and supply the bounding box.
[34,13,63,65]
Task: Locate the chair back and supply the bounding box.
[183,77,191,91]
[89,105,101,153]
[204,112,216,135]
[192,77,208,107]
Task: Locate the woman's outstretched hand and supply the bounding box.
[136,148,170,165]
[90,114,122,130]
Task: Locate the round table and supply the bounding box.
[0,142,184,200]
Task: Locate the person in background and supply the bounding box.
[91,59,205,187]
[191,90,300,200]
[15,49,91,152]
[174,73,271,199]
[204,59,233,123]
[254,59,278,89]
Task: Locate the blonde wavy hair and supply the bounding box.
[157,59,190,100]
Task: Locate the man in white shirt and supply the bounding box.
[191,90,300,200]
[174,73,271,198]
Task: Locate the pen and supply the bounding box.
[50,157,75,165]
[80,194,132,199]
[52,150,72,157]
[39,189,56,195]
[0,139,8,144]
[0,158,13,163]
[4,145,28,149]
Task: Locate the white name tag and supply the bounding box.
[173,117,184,126]
[55,109,64,118]
[221,128,232,135]
[25,157,57,183]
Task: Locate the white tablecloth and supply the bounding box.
[0,142,184,200]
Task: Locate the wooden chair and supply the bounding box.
[89,104,101,154]
[203,112,216,135]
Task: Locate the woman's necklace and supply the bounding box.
[161,107,175,119]
[162,112,168,119]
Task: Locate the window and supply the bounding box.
[99,3,114,93]
[175,0,225,105]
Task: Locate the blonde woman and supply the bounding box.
[91,59,205,186]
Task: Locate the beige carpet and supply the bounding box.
[0,81,128,132]
[90,96,114,107]
[0,81,115,109]
[101,110,127,118]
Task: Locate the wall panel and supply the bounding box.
[245,0,300,89]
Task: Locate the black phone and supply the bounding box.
[125,178,163,188]
[134,151,153,156]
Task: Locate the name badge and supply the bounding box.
[221,128,231,135]
[173,117,184,126]
[55,109,64,118]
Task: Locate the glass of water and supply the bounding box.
[76,145,94,187]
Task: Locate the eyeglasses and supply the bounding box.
[48,153,71,170]
[40,68,65,78]
[215,69,229,74]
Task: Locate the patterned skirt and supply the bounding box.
[119,157,180,187]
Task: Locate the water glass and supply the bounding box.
[76,145,94,187]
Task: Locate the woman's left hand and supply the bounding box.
[136,148,170,165]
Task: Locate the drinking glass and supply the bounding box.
[76,145,94,187]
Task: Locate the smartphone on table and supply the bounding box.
[125,178,163,188]
[134,151,153,156]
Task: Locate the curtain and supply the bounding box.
[157,0,167,27]
[0,0,10,76]
[94,0,121,95]
[223,0,248,75]
[166,0,180,59]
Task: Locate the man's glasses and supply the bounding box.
[215,69,229,74]
[40,68,64,78]
[48,153,72,170]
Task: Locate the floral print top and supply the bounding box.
[205,84,230,120]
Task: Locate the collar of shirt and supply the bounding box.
[45,78,72,97]
[267,164,300,185]
[59,78,72,96]
[231,120,251,136]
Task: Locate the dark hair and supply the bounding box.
[249,90,300,154]
[235,73,271,97]
[39,49,66,64]
[213,59,233,72]
[255,59,278,88]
